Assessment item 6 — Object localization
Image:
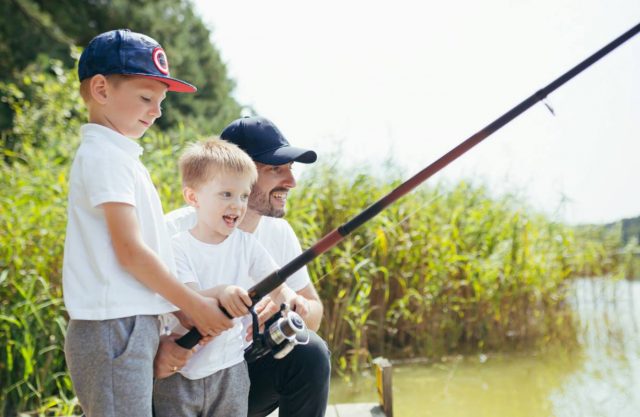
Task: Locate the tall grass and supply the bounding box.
[288,162,627,374]
[0,63,632,415]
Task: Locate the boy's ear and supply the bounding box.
[183,187,198,208]
[89,75,109,104]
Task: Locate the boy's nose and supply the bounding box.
[230,197,243,208]
[149,103,162,118]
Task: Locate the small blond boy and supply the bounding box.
[153,138,300,417]
[63,29,231,417]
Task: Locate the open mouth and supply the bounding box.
[139,120,151,127]
[271,190,288,204]
[222,214,239,228]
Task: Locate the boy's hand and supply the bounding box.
[172,309,194,330]
[245,296,279,342]
[185,295,234,337]
[219,285,252,318]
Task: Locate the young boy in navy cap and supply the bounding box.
[63,29,232,417]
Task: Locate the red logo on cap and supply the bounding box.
[152,48,169,75]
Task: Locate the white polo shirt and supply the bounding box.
[63,124,178,320]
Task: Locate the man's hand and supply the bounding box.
[289,294,310,318]
[245,296,280,341]
[154,334,194,379]
[218,285,252,318]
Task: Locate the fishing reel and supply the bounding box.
[244,303,310,363]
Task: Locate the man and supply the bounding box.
[157,116,331,417]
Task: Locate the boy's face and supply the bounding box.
[249,162,296,218]
[188,173,253,243]
[97,76,168,139]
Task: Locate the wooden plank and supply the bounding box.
[334,403,386,416]
[373,357,393,417]
[267,403,384,417]
[325,405,339,417]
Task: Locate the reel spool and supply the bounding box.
[244,303,310,363]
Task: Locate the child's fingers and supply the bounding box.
[239,291,252,308]
[230,297,248,317]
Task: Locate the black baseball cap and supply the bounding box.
[220,116,317,165]
[78,29,197,93]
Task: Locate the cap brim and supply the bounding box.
[144,75,197,93]
[253,146,317,165]
[126,73,197,93]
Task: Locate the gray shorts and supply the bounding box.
[65,315,160,417]
[153,361,250,417]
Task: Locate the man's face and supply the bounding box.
[249,162,296,218]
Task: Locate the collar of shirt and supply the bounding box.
[80,123,144,158]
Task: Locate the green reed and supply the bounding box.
[287,163,622,374]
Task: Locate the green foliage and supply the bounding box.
[0,0,241,153]
[621,216,640,245]
[287,163,624,374]
[1,58,85,165]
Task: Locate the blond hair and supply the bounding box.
[179,137,257,189]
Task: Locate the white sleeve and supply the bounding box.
[269,219,311,291]
[248,238,279,283]
[165,206,197,237]
[171,235,198,286]
[280,222,312,291]
[83,153,136,207]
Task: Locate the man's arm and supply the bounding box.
[295,283,323,331]
[103,202,232,336]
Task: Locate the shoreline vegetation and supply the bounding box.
[2,63,638,417]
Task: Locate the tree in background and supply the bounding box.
[1,0,241,156]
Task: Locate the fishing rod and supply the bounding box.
[177,21,640,350]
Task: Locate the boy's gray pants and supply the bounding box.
[153,361,250,417]
[65,315,160,417]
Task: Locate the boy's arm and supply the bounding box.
[199,285,251,318]
[103,202,232,336]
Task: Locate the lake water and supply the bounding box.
[329,278,640,417]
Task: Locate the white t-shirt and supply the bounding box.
[63,124,178,320]
[171,229,278,379]
[165,206,311,291]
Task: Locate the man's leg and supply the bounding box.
[248,331,331,417]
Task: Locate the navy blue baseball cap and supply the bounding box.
[220,116,317,165]
[78,29,196,93]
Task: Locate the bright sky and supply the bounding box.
[193,0,640,225]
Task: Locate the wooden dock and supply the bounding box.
[267,403,384,417]
[325,403,386,416]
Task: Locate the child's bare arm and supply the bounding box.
[103,202,233,336]
[199,285,251,318]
